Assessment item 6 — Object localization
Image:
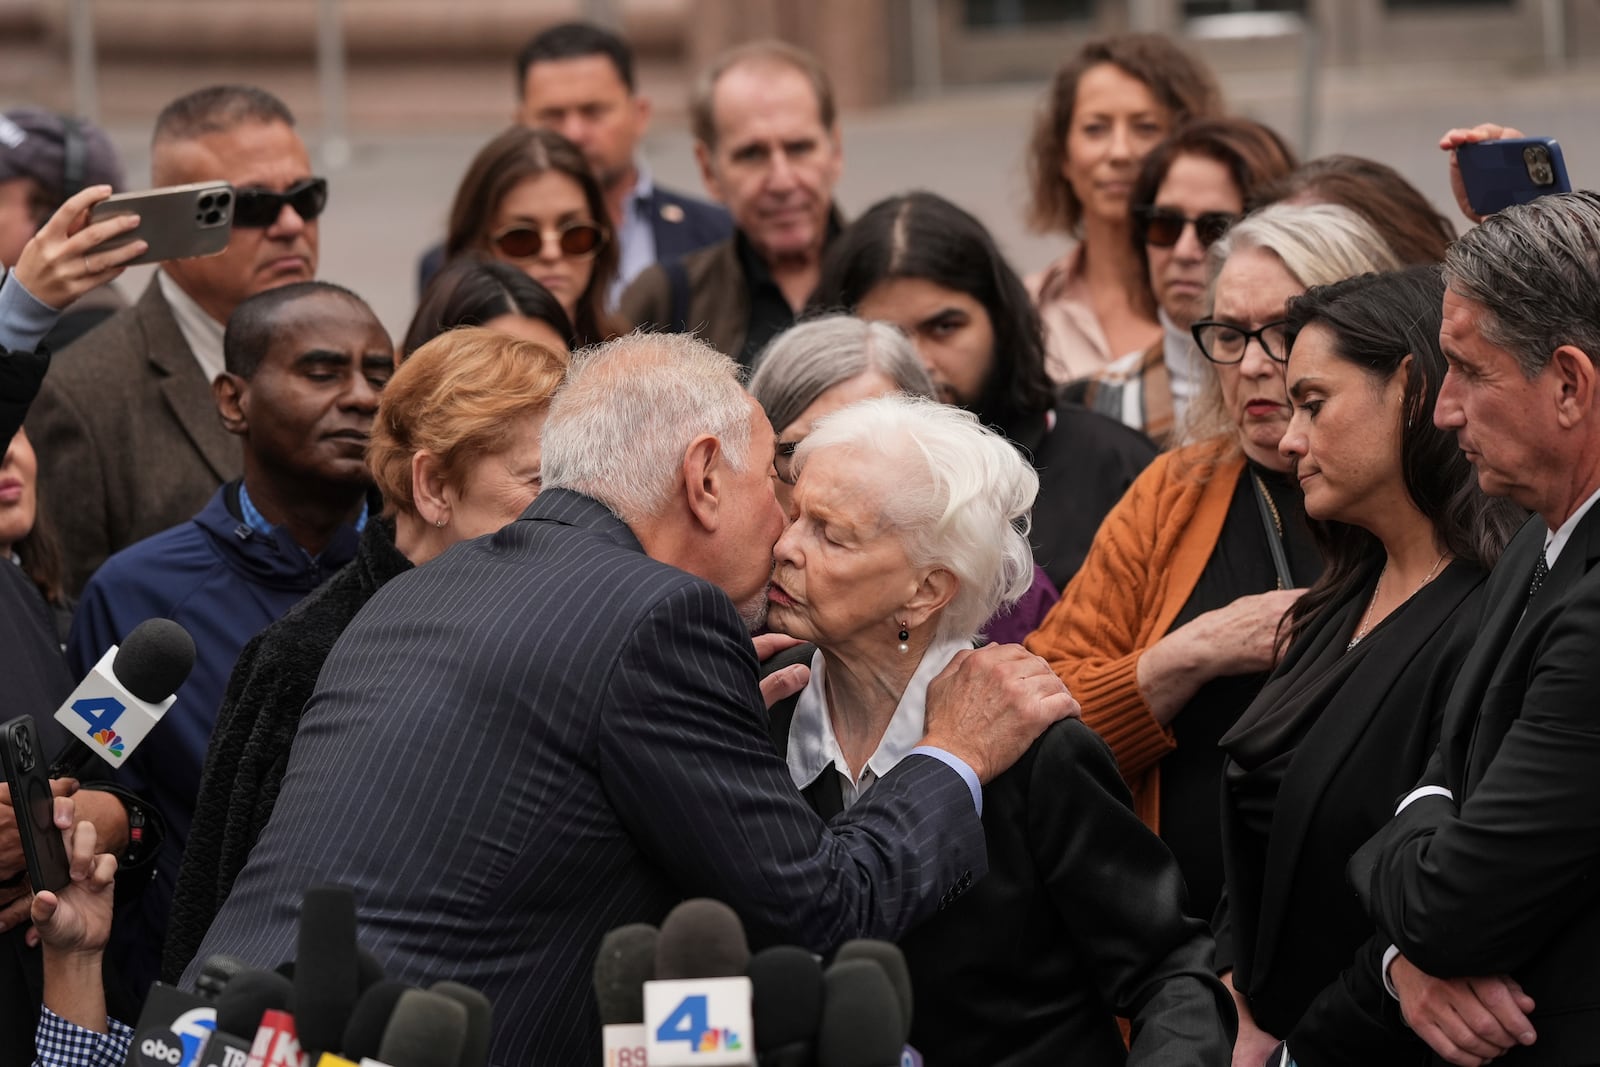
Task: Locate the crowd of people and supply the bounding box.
[1,18,1597,1067]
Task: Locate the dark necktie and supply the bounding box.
[1529,551,1550,598]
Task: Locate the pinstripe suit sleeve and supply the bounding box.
[599,579,987,950]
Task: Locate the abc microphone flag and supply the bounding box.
[54,618,195,768]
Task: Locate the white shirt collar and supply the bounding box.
[1159,309,1202,422]
[157,269,226,387]
[1544,482,1600,568]
[786,637,969,811]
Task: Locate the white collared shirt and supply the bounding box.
[1544,482,1600,569]
[786,638,969,811]
[157,269,226,387]
[1159,309,1203,427]
[610,161,657,309]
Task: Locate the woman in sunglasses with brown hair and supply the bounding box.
[444,127,618,346]
[1065,118,1297,448]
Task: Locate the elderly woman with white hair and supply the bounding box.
[765,393,1233,1066]
[750,314,1059,643]
[1025,202,1402,1016]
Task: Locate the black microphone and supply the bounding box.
[833,941,912,1042]
[816,960,903,1067]
[428,982,492,1067]
[214,967,294,1041]
[376,989,468,1067]
[295,885,361,1056]
[646,899,755,1066]
[342,980,413,1063]
[51,617,195,775]
[194,954,251,1001]
[594,923,657,1065]
[748,945,823,1067]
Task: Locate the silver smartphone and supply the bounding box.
[87,180,234,265]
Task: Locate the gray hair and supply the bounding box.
[1182,202,1403,446]
[1443,190,1600,378]
[748,315,936,433]
[796,395,1038,642]
[541,332,752,525]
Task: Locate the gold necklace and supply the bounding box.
[1348,552,1448,651]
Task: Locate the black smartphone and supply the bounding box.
[0,715,70,893]
[1456,137,1572,217]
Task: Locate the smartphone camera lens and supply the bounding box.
[1524,146,1556,187]
[15,729,32,772]
[199,193,215,209]
[216,190,232,207]
[203,210,223,225]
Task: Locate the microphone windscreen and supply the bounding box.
[377,989,468,1067]
[748,945,823,1053]
[594,923,658,1025]
[357,947,386,992]
[214,966,294,1038]
[296,885,361,1053]
[112,618,196,702]
[429,982,492,1067]
[342,980,412,1061]
[817,960,904,1067]
[656,898,750,979]
[195,953,250,1001]
[834,940,913,1041]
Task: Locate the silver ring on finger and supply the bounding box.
[83,254,92,275]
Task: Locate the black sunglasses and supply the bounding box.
[1137,206,1236,250]
[491,221,608,261]
[232,177,329,228]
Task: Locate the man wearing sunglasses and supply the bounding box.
[27,85,327,596]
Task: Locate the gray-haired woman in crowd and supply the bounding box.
[764,393,1232,1065]
[749,314,1059,643]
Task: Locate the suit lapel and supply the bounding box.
[139,277,238,482]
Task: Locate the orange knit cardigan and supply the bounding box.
[1025,435,1245,832]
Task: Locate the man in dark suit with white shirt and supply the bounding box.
[1351,191,1600,1067]
[186,331,1075,1064]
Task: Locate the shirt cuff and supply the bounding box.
[33,1006,133,1067]
[909,745,983,817]
[0,272,63,353]
[1381,943,1402,999]
[1395,785,1453,815]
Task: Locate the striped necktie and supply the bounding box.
[1529,551,1550,598]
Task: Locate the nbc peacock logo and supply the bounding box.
[92,728,126,758]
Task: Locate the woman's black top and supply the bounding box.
[1217,560,1488,1066]
[1159,462,1319,922]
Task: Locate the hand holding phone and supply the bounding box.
[0,716,72,893]
[86,180,234,266]
[6,184,147,311]
[1441,125,1571,221]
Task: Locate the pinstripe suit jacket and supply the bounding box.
[184,489,985,1064]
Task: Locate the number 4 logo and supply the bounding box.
[72,696,126,738]
[655,994,710,1046]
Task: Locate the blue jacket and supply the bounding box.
[67,481,362,1001]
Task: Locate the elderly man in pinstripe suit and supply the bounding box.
[185,332,1075,1064]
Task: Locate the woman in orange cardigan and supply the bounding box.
[1026,202,1400,929]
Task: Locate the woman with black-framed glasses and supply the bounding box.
[443,126,619,347]
[1064,117,1297,448]
[1027,202,1401,949]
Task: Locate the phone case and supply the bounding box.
[87,180,234,266]
[0,716,71,893]
[1457,138,1572,217]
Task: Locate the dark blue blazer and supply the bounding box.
[1352,507,1600,1065]
[184,490,984,1065]
[416,181,730,295]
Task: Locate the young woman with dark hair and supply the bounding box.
[810,190,1157,590]
[403,257,576,357]
[1215,265,1522,1066]
[444,127,618,346]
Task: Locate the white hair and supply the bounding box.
[747,314,936,433]
[796,395,1038,642]
[541,332,752,525]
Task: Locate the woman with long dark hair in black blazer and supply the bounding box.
[1217,266,1523,1066]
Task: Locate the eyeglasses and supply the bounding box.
[1191,319,1290,364]
[490,221,609,261]
[232,178,329,228]
[1136,206,1236,250]
[775,440,801,485]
